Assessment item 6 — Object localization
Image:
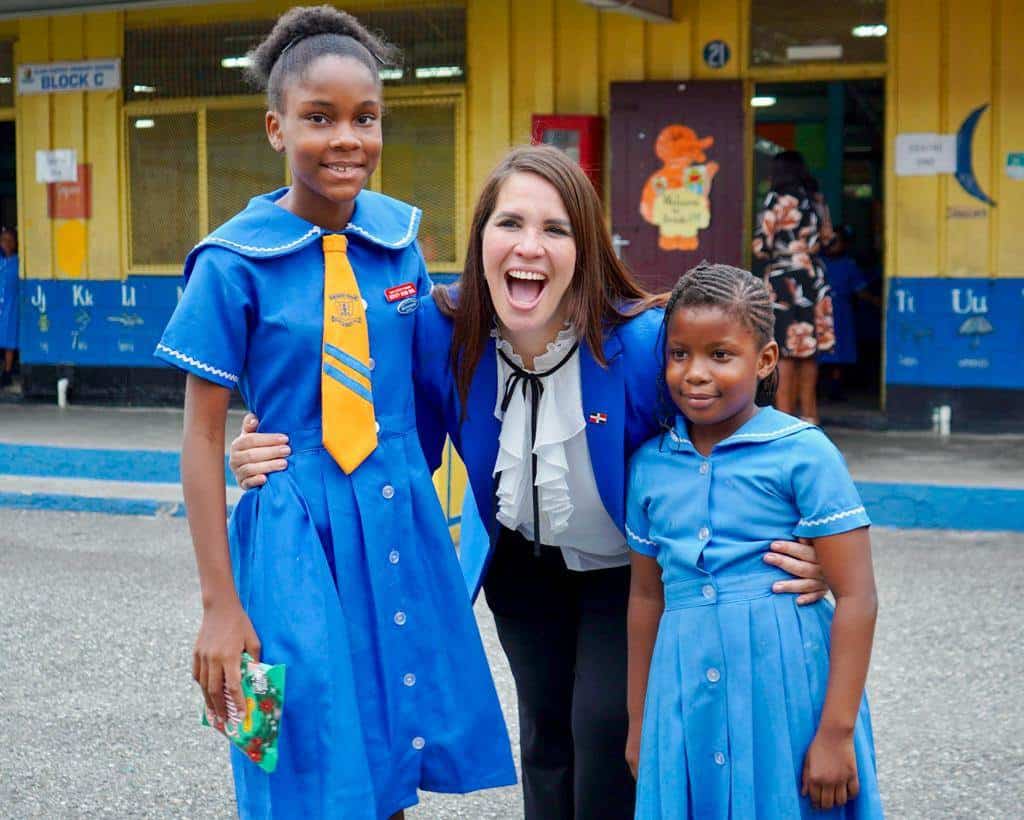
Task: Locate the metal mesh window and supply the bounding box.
[381,98,459,266]
[207,108,284,231]
[124,6,465,270]
[128,113,198,267]
[751,0,887,67]
[124,5,465,101]
[0,41,13,107]
[125,21,268,101]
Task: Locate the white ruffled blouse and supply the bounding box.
[492,328,627,571]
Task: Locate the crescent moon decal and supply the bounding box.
[955,103,996,206]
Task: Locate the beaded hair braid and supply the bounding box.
[660,261,779,415]
[247,5,399,110]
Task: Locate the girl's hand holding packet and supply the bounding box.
[201,653,286,773]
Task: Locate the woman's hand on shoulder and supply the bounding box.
[764,537,829,605]
[229,413,290,490]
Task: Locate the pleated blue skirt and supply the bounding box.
[635,570,883,819]
[226,430,515,819]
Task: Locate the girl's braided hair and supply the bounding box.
[658,261,779,422]
[247,5,400,110]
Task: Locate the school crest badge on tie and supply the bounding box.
[328,291,363,328]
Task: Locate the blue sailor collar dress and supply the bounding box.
[626,407,883,819]
[155,189,515,820]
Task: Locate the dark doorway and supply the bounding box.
[752,79,886,426]
[0,121,15,230]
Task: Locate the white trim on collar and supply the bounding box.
[345,205,420,248]
[198,226,322,255]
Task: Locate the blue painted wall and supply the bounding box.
[885,277,1024,389]
[19,275,183,367]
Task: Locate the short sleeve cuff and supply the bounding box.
[154,342,240,390]
[626,523,658,557]
[793,504,871,539]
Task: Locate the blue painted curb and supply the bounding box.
[0,491,191,517]
[1,483,1020,531]
[1,441,1021,531]
[0,443,231,484]
[856,482,1023,532]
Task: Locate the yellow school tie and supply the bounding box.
[321,233,377,473]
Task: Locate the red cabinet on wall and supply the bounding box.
[531,114,604,199]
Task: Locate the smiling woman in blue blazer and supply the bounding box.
[230,145,828,820]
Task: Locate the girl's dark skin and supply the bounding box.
[627,304,878,810]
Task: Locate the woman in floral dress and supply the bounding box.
[753,151,835,423]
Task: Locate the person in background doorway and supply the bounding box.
[819,225,877,399]
[0,227,19,389]
[753,151,835,424]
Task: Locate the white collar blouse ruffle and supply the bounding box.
[492,326,584,541]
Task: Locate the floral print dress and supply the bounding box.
[753,190,835,358]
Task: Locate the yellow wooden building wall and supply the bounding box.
[5,0,1023,529]
[888,0,1023,280]
[12,0,1024,284]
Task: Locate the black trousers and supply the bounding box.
[483,527,635,820]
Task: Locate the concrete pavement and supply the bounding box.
[1,509,1021,818]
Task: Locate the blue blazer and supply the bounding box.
[415,296,665,601]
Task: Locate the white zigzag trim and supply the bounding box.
[156,344,239,383]
[345,206,420,248]
[625,523,657,547]
[198,226,322,254]
[669,429,691,445]
[729,421,809,440]
[799,505,866,528]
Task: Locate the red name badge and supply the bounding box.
[385,282,417,303]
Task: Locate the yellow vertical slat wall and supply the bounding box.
[889,0,1023,280]
[466,0,697,207]
[993,0,1024,276]
[14,12,122,282]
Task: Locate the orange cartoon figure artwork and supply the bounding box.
[640,125,719,251]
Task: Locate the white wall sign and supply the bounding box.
[18,59,121,95]
[1007,153,1024,181]
[895,133,957,176]
[36,149,78,183]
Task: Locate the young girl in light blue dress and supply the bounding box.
[625,262,883,818]
[154,7,513,819]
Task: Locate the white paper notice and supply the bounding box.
[35,149,78,183]
[895,134,957,176]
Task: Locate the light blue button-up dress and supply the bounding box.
[155,189,515,820]
[626,407,883,819]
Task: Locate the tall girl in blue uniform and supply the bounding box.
[626,263,883,818]
[231,146,833,820]
[155,7,514,819]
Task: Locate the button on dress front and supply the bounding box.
[626,407,883,819]
[155,189,515,820]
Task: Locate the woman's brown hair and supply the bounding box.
[433,144,665,412]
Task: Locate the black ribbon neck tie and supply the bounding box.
[498,341,580,557]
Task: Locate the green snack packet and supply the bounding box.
[201,652,286,773]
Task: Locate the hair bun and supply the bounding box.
[248,5,398,89]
